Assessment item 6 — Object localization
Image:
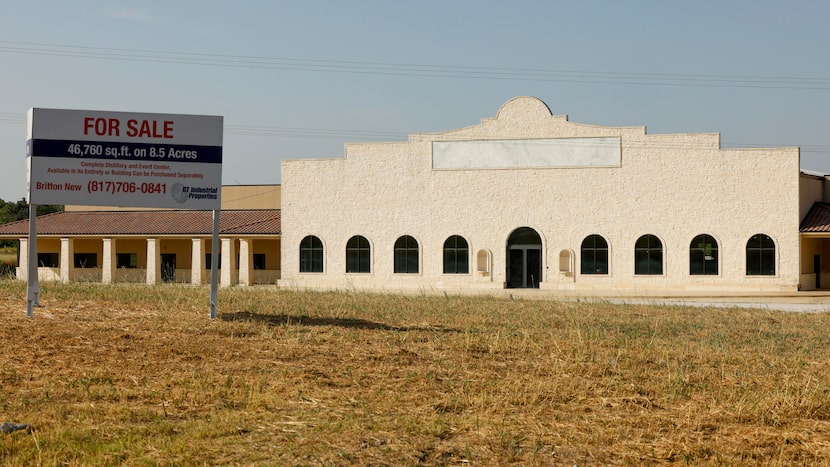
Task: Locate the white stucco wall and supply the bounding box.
[280,96,801,292]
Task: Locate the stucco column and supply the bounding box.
[146,238,160,285]
[238,238,252,286]
[17,238,28,281]
[191,238,205,285]
[60,237,73,284]
[102,238,116,284]
[220,238,236,287]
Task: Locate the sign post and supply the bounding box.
[26,204,38,317]
[26,108,223,318]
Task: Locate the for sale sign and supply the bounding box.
[26,108,223,209]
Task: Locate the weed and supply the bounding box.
[0,282,828,464]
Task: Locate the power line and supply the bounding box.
[2,40,830,90]
[0,113,22,124]
[221,186,281,205]
[1,114,828,153]
[224,124,407,140]
[0,115,407,141]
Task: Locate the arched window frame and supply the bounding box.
[746,234,776,276]
[689,234,719,276]
[394,235,420,274]
[442,235,469,274]
[299,235,324,273]
[346,235,371,273]
[580,234,609,275]
[634,234,663,275]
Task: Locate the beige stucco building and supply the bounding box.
[279,96,830,293]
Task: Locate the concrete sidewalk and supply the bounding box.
[455,288,830,313]
[279,284,830,312]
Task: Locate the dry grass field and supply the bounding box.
[0,247,16,278]
[1,281,829,465]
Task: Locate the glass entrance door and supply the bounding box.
[507,246,542,288]
[506,227,543,289]
[526,247,541,288]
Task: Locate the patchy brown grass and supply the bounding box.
[1,281,830,465]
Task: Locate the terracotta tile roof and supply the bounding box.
[0,210,280,237]
[801,203,830,233]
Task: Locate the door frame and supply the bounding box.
[506,227,543,289]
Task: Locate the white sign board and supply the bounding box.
[27,108,223,209]
[433,138,621,170]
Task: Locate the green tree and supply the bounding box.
[0,198,62,224]
[0,198,63,248]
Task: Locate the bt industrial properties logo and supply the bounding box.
[171,183,188,203]
[171,183,219,203]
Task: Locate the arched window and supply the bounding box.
[580,235,609,275]
[346,235,371,273]
[746,234,775,275]
[394,235,419,274]
[443,235,469,274]
[690,234,718,275]
[299,235,323,273]
[635,234,663,275]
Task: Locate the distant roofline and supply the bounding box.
[801,169,827,178]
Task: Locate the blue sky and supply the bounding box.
[1,1,829,202]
